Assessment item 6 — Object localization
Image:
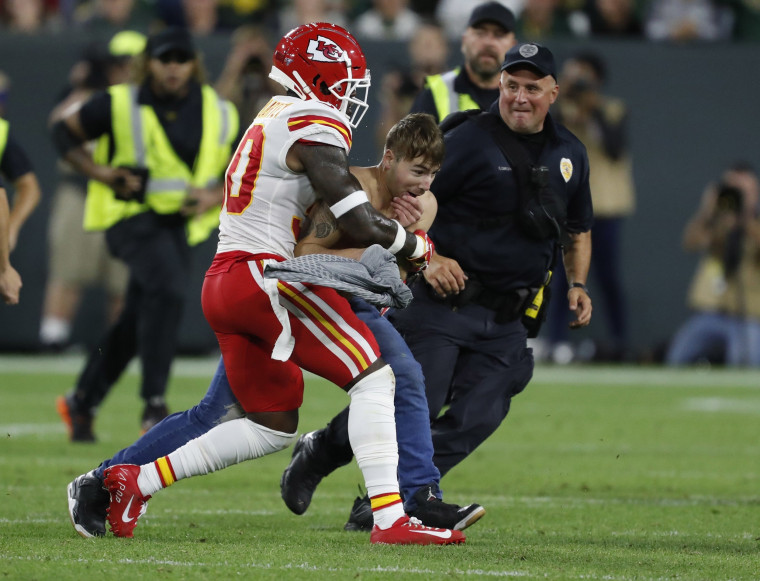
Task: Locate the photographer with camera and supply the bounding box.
[214,25,281,126]
[666,162,760,366]
[544,51,635,363]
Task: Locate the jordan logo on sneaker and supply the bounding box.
[426,487,436,501]
[409,529,452,539]
[121,496,137,523]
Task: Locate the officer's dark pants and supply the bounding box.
[74,211,191,411]
[388,282,534,477]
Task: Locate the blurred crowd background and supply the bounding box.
[1,0,760,43]
[1,0,760,366]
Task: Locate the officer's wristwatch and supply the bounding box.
[570,282,589,295]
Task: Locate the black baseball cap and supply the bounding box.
[467,2,516,33]
[146,27,195,59]
[501,42,557,80]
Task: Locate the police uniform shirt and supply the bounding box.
[429,102,594,292]
[410,67,500,122]
[77,81,205,169]
[0,132,34,181]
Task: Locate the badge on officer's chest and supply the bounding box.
[560,158,573,183]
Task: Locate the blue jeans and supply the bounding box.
[96,359,243,478]
[666,311,760,366]
[349,297,440,506]
[95,298,440,509]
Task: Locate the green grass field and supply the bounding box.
[1,355,758,580]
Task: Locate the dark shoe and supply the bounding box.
[344,493,373,532]
[57,394,95,443]
[281,430,345,515]
[408,483,485,531]
[67,470,109,538]
[140,399,169,434]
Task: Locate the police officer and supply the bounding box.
[409,1,517,123]
[52,27,240,441]
[279,42,593,528]
[391,42,593,476]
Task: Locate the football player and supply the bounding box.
[66,23,460,546]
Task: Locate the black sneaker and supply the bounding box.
[140,399,169,434]
[344,493,373,532]
[56,394,95,443]
[67,470,109,538]
[280,429,347,515]
[408,483,485,531]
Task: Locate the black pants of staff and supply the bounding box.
[389,282,534,476]
[74,211,191,412]
[319,280,534,478]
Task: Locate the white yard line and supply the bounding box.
[0,353,222,377]
[682,396,760,413]
[2,354,760,388]
[0,423,66,436]
[0,554,693,580]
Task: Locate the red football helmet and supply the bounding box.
[269,22,371,128]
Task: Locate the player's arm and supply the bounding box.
[390,192,438,277]
[295,200,364,260]
[288,142,432,268]
[563,230,593,329]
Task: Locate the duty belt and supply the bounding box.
[424,278,536,324]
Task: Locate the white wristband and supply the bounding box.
[411,234,425,259]
[329,190,369,219]
[387,220,407,254]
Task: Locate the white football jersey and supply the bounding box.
[217,95,353,258]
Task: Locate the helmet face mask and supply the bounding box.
[270,22,371,128]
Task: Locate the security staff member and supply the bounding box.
[0,177,22,305]
[0,112,42,253]
[40,32,145,351]
[409,2,517,123]
[53,27,240,441]
[391,43,594,476]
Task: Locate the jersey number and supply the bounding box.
[225,124,264,215]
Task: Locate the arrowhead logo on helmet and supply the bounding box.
[269,22,371,128]
[308,37,344,62]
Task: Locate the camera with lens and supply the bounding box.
[564,78,595,100]
[716,183,743,214]
[244,55,265,75]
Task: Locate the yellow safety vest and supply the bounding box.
[84,83,239,246]
[426,69,480,121]
[0,118,9,163]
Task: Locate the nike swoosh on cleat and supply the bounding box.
[408,529,452,539]
[121,496,136,523]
